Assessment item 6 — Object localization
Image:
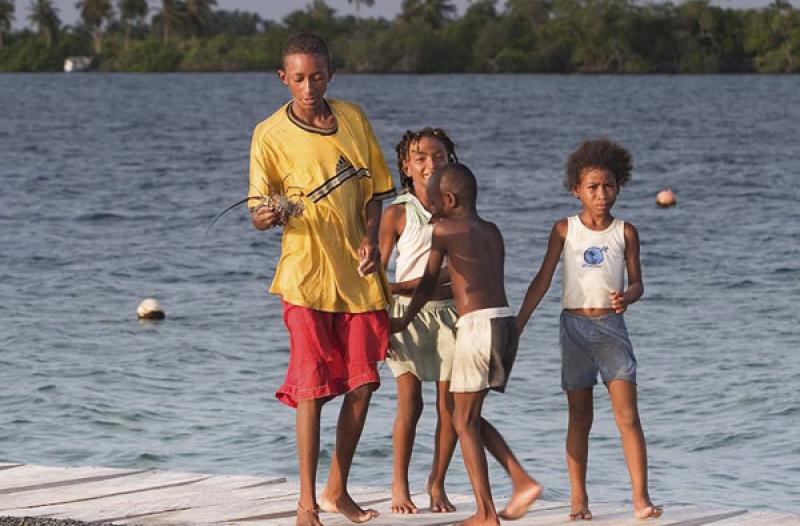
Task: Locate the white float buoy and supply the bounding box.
[656,188,677,207]
[137,298,165,320]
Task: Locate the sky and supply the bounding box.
[15,0,782,29]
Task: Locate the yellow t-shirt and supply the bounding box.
[249,98,397,313]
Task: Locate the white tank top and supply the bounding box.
[394,193,433,282]
[562,215,626,309]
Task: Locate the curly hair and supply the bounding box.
[395,128,458,193]
[565,137,633,191]
[282,32,332,70]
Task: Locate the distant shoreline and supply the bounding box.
[2,2,798,74]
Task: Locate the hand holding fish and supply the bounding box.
[251,205,285,230]
[205,178,305,236]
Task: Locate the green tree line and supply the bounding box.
[1,0,798,72]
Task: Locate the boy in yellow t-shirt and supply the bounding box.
[249,33,396,526]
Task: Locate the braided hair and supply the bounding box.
[394,128,458,193]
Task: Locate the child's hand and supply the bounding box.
[251,206,284,230]
[610,291,627,314]
[358,238,380,276]
[390,317,406,334]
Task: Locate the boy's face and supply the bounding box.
[278,53,332,112]
[425,172,449,219]
[426,172,460,221]
[574,168,618,216]
[404,137,448,190]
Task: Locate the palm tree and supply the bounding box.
[185,0,214,39]
[0,0,14,49]
[347,0,374,17]
[117,0,147,48]
[400,0,456,29]
[76,0,113,53]
[160,0,184,44]
[770,0,792,10]
[27,0,59,47]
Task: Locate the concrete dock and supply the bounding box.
[1,462,797,525]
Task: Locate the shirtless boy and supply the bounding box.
[392,163,541,526]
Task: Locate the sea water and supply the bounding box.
[1,73,798,513]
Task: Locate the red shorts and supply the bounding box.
[276,301,389,408]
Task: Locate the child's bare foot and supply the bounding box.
[569,503,592,521]
[427,477,456,513]
[453,513,500,526]
[390,485,418,514]
[319,490,379,523]
[634,504,663,519]
[296,503,323,526]
[498,480,542,520]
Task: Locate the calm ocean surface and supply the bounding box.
[1,74,798,513]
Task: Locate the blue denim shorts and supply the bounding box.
[560,310,637,391]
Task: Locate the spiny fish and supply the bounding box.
[206,178,305,235]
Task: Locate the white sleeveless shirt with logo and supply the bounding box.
[562,215,626,309]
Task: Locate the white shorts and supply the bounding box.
[450,307,519,393]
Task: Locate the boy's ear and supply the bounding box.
[277,68,288,86]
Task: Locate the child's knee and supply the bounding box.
[452,409,480,435]
[435,394,454,419]
[347,384,375,405]
[451,417,469,436]
[613,406,641,430]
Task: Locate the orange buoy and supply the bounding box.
[656,188,676,207]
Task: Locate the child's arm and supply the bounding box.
[358,199,383,276]
[610,222,643,313]
[249,133,284,230]
[390,229,446,333]
[516,219,567,333]
[379,204,404,275]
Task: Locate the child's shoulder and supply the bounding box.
[622,220,639,243]
[553,217,570,237]
[432,216,456,232]
[254,103,293,139]
[473,218,504,245]
[609,216,637,234]
[432,217,470,238]
[383,202,406,220]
